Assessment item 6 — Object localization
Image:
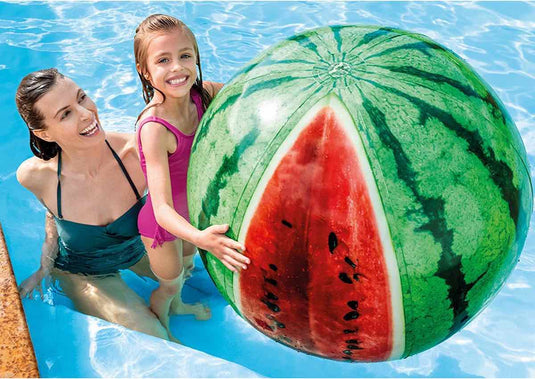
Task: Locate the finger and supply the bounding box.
[18,286,27,298]
[211,224,229,234]
[223,254,246,271]
[224,247,250,264]
[222,236,245,253]
[220,258,237,272]
[223,248,249,268]
[223,238,246,253]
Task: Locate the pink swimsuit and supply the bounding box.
[137,89,204,248]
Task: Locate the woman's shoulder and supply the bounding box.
[106,132,139,158]
[17,156,56,193]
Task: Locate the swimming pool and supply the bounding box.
[1,1,533,377]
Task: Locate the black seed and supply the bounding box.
[343,311,360,321]
[339,273,352,284]
[265,278,278,286]
[329,232,338,253]
[276,322,286,329]
[265,292,279,301]
[282,220,292,228]
[261,299,280,312]
[269,264,278,271]
[347,344,363,350]
[345,339,360,344]
[344,257,357,268]
[353,273,362,281]
[343,350,353,355]
[347,301,358,310]
[343,329,358,334]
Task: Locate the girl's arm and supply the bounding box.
[140,122,249,272]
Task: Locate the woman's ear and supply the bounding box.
[32,129,53,142]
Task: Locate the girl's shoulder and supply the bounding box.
[203,81,224,97]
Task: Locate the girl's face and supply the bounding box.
[33,77,103,147]
[143,28,197,99]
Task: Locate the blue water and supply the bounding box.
[1,1,534,377]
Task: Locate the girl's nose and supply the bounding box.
[172,61,183,72]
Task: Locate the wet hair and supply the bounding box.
[134,14,213,119]
[15,68,64,160]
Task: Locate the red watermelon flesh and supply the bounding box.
[239,106,394,361]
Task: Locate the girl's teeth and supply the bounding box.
[168,77,186,85]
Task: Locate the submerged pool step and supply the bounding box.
[23,299,262,377]
[0,223,40,378]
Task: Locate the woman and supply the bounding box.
[15,68,190,341]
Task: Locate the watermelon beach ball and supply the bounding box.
[188,25,532,362]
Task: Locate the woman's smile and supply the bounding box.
[79,120,100,137]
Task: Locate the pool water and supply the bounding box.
[1,1,534,377]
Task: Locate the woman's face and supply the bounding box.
[33,76,103,147]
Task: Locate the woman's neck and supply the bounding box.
[58,136,110,178]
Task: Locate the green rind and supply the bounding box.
[188,25,532,358]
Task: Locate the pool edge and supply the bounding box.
[0,222,40,378]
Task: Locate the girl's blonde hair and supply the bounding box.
[134,14,212,116]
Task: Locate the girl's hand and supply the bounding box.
[195,224,249,272]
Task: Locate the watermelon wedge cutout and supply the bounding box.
[234,95,404,361]
[188,25,533,361]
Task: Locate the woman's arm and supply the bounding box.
[18,212,59,298]
[140,122,249,271]
[17,158,60,298]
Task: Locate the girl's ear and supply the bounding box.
[137,64,151,82]
[32,129,54,142]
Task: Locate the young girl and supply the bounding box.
[134,14,250,341]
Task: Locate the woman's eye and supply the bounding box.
[61,110,71,120]
[79,94,87,102]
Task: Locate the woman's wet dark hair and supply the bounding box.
[15,68,64,160]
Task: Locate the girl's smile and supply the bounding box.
[144,29,197,98]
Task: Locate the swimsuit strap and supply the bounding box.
[104,139,142,200]
[56,140,142,219]
[57,150,63,219]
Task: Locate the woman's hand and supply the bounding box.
[195,224,249,272]
[19,212,58,299]
[18,268,51,299]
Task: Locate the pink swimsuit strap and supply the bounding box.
[137,89,204,155]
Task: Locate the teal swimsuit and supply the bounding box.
[53,140,146,275]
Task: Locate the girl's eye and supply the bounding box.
[181,54,192,59]
[61,110,71,120]
[158,57,169,64]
